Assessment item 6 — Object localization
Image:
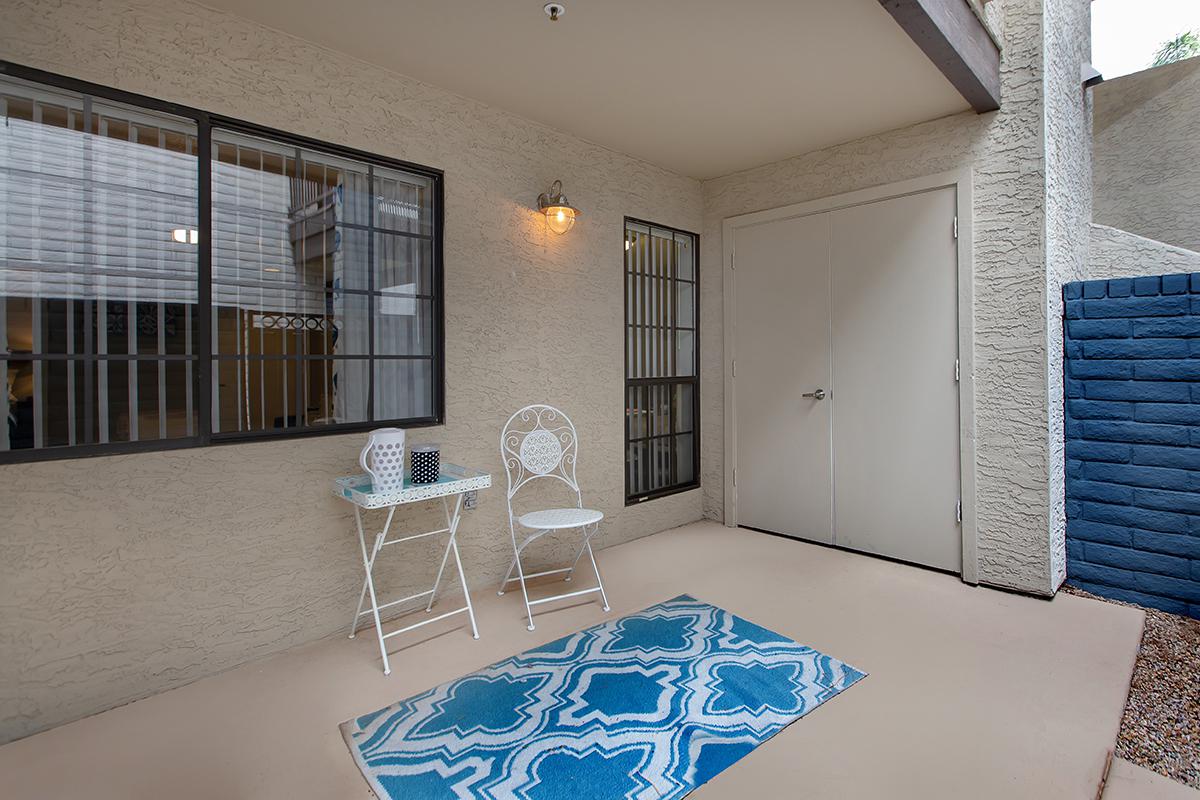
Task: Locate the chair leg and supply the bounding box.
[565,531,591,582]
[586,539,610,613]
[512,545,536,632]
[497,555,517,596]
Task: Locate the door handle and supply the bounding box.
[802,388,827,400]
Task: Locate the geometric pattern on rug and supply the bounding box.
[341,594,866,799]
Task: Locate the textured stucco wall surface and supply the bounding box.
[701,0,1091,596]
[1042,0,1093,590]
[1090,224,1200,280]
[1093,58,1200,255]
[0,0,704,743]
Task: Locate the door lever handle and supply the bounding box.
[802,388,827,400]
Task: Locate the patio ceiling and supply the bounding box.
[194,0,971,180]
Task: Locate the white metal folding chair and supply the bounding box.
[498,404,610,630]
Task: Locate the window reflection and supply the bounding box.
[210,129,434,433]
[0,77,199,450]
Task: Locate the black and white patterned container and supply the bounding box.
[410,445,440,484]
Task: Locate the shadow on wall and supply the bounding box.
[1093,57,1200,255]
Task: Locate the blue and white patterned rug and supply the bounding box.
[341,594,865,799]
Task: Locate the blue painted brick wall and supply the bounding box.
[1064,273,1200,618]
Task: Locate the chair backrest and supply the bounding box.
[500,405,582,507]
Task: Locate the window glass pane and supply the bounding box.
[304,358,368,426]
[674,232,695,281]
[333,227,369,292]
[374,359,433,421]
[676,281,695,328]
[375,296,433,356]
[627,385,646,439]
[372,167,434,235]
[674,330,695,377]
[213,356,338,433]
[674,433,695,485]
[0,76,199,453]
[5,359,55,449]
[214,288,368,357]
[674,383,694,433]
[212,355,309,431]
[213,129,371,293]
[376,232,432,296]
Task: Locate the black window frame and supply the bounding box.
[0,61,445,463]
[624,216,700,505]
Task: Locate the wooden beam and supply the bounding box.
[878,0,1001,113]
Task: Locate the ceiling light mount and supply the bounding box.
[544,3,565,22]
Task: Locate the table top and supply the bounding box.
[334,463,492,509]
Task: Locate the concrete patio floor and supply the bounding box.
[1104,759,1200,800]
[0,521,1147,799]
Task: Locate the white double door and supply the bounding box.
[732,186,962,573]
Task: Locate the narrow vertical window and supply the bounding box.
[624,218,699,503]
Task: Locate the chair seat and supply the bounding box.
[518,508,604,530]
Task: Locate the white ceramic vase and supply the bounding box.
[360,428,407,492]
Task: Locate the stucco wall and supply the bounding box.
[1043,0,1093,590]
[1090,224,1200,280]
[0,0,704,744]
[1093,58,1200,255]
[701,0,1091,596]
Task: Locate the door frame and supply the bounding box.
[722,170,978,583]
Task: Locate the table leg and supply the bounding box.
[354,506,393,675]
[348,506,394,638]
[426,497,455,612]
[446,494,479,639]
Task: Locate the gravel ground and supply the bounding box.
[1062,585,1200,789]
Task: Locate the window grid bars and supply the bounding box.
[624,218,699,503]
[0,62,445,463]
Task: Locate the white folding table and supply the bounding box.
[333,464,491,675]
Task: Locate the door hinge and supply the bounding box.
[953,216,959,239]
[730,251,735,270]
[956,499,963,524]
[731,359,736,377]
[954,358,960,382]
[733,468,737,486]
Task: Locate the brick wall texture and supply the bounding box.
[1064,273,1200,618]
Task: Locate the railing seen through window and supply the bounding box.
[0,68,443,460]
[624,218,699,503]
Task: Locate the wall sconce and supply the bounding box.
[537,179,580,234]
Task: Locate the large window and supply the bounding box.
[624,218,699,503]
[0,66,443,461]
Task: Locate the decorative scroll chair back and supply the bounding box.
[500,405,582,516]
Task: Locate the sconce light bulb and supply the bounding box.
[537,180,579,234]
[545,206,577,234]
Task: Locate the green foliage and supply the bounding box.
[1151,30,1200,68]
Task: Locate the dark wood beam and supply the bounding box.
[878,0,1001,113]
